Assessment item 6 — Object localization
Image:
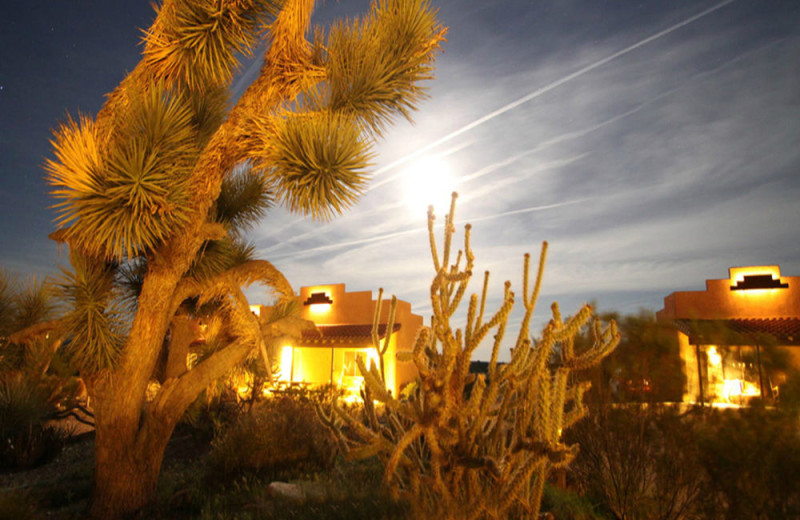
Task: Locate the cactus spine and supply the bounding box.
[318,193,619,519]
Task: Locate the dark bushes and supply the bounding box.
[568,404,800,520]
[695,406,800,519]
[209,394,336,477]
[0,374,69,471]
[567,405,706,520]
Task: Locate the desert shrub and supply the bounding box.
[180,392,242,446]
[540,482,606,520]
[149,453,409,520]
[0,489,44,520]
[695,406,800,519]
[778,370,800,411]
[567,404,707,520]
[0,374,69,471]
[210,395,336,477]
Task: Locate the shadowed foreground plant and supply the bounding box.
[0,373,71,471]
[567,404,707,520]
[209,395,336,477]
[318,194,619,520]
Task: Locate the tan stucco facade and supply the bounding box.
[657,266,800,404]
[256,283,423,397]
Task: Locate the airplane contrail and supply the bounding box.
[365,0,738,187]
[266,198,589,262]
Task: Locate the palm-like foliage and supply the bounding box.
[0,271,60,374]
[143,0,282,90]
[47,85,199,260]
[41,1,444,516]
[58,260,125,374]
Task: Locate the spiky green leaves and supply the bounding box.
[143,0,281,90]
[262,112,372,219]
[47,85,198,260]
[321,0,445,136]
[190,238,255,282]
[215,166,273,234]
[59,260,124,374]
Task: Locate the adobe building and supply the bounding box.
[253,283,423,397]
[657,266,800,405]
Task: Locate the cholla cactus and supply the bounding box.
[318,194,619,519]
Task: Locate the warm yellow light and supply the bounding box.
[279,346,293,382]
[231,372,254,400]
[741,380,760,397]
[341,392,363,405]
[292,349,303,382]
[722,378,760,401]
[732,288,784,300]
[707,346,722,367]
[249,304,261,317]
[366,348,380,372]
[146,381,161,402]
[723,379,743,399]
[729,265,781,285]
[309,303,332,315]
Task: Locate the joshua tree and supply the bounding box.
[319,194,619,519]
[43,0,444,517]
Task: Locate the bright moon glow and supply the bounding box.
[401,156,457,217]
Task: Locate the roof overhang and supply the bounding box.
[296,323,402,347]
[674,318,800,346]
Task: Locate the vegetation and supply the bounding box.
[41,0,444,516]
[568,403,800,520]
[209,394,336,476]
[577,310,684,404]
[319,195,620,520]
[0,272,82,472]
[567,404,707,520]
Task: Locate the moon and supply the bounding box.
[400,156,457,218]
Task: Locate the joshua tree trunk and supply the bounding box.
[87,263,182,518]
[89,413,174,518]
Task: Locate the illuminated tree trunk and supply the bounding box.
[89,413,175,519]
[88,265,182,519]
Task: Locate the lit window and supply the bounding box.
[344,351,366,377]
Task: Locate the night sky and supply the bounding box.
[1,1,799,360]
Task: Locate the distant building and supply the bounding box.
[657,266,800,405]
[253,283,423,397]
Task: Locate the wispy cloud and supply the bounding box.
[237,0,800,363]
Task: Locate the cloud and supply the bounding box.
[243,0,800,363]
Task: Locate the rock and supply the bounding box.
[268,481,305,500]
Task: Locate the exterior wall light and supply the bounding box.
[304,292,333,314]
[730,274,788,291]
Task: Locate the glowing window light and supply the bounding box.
[366,349,380,372]
[340,350,373,396]
[722,379,761,401]
[292,349,303,382]
[723,379,743,400]
[279,345,293,382]
[707,346,722,367]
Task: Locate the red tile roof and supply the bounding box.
[674,318,800,345]
[299,323,401,346]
